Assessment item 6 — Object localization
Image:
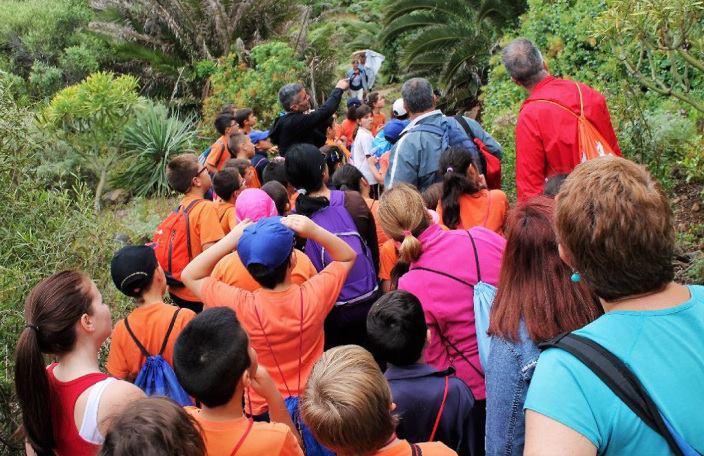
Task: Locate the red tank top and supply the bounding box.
[47,363,109,456]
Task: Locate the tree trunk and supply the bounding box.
[94,166,107,213]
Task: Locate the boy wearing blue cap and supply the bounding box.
[180,215,356,418]
[250,130,273,183]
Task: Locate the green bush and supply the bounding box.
[59,45,100,84]
[28,61,63,98]
[202,41,306,131]
[113,103,197,197]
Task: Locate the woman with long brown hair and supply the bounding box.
[14,271,144,455]
[484,196,601,455]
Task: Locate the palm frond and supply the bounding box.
[401,25,472,67]
[384,0,470,24]
[381,11,447,43]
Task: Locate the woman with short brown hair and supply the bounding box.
[523,157,704,455]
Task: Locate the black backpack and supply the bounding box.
[540,333,700,456]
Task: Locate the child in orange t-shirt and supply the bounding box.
[367,92,387,136]
[107,245,196,381]
[173,307,303,456]
[211,188,317,291]
[300,345,458,456]
[206,112,240,174]
[229,134,261,188]
[437,147,508,235]
[165,154,225,313]
[180,215,356,418]
[213,168,243,234]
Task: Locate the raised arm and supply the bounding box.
[181,219,253,298]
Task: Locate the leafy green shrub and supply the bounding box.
[202,41,306,131]
[42,72,142,211]
[28,61,63,98]
[59,45,100,84]
[113,103,197,197]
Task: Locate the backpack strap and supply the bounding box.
[454,114,476,141]
[253,288,305,398]
[436,331,484,379]
[181,199,204,261]
[411,443,423,456]
[229,418,254,456]
[158,308,182,356]
[466,230,482,282]
[123,317,150,358]
[539,333,689,456]
[428,375,449,441]
[410,266,473,288]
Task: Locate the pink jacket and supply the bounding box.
[398,224,505,400]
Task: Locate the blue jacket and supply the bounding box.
[485,323,540,456]
[385,111,480,192]
[386,363,475,456]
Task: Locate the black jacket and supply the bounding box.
[269,88,343,156]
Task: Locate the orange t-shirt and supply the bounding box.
[205,136,231,171]
[379,151,390,179]
[436,189,508,235]
[199,262,349,414]
[339,119,357,147]
[374,440,457,456]
[215,200,235,234]
[106,302,195,380]
[246,165,262,189]
[211,249,317,292]
[169,195,225,302]
[364,197,388,250]
[371,112,386,137]
[379,239,398,281]
[185,409,303,456]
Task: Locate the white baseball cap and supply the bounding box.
[392,98,407,117]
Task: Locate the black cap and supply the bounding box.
[110,245,158,297]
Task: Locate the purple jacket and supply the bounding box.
[398,225,506,400]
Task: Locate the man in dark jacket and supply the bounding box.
[270,79,349,156]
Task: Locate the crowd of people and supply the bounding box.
[13,38,704,456]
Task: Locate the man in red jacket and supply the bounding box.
[503,38,621,201]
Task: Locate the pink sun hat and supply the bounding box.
[235,188,278,222]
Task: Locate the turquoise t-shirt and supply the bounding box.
[524,285,704,455]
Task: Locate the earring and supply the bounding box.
[570,271,581,283]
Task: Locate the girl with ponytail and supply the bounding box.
[15,271,144,455]
[438,146,508,234]
[378,184,506,456]
[286,144,380,349]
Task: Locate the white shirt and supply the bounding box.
[352,127,377,184]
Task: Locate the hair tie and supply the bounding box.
[446,167,454,173]
[297,188,308,196]
[25,324,39,333]
[402,229,412,237]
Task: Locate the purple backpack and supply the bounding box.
[306,190,378,305]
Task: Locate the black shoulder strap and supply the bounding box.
[466,230,482,282]
[539,333,686,456]
[454,114,476,141]
[411,266,473,288]
[124,317,150,358]
[410,443,423,456]
[159,308,182,356]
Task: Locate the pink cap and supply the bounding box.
[235,189,278,222]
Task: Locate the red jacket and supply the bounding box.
[515,76,621,201]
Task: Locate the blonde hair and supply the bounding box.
[300,345,396,456]
[556,157,674,300]
[377,184,430,263]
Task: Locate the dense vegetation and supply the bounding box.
[0,0,701,452]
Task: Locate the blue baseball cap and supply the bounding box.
[249,130,270,144]
[347,97,362,108]
[238,217,295,271]
[383,119,409,144]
